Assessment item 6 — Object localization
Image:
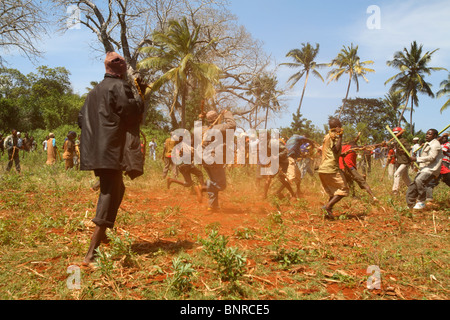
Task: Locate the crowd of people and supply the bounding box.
[0,129,81,173]
[1,51,448,267]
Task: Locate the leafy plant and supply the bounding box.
[107,229,137,267]
[166,257,196,294]
[274,248,306,268]
[200,230,247,282]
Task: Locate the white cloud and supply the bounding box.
[355,0,450,67]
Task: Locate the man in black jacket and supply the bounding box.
[78,52,143,265]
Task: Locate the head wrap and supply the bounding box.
[104,52,127,77]
[206,111,219,123]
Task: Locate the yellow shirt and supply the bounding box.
[164,138,177,158]
[317,133,340,174]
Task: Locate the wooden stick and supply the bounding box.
[414,123,450,154]
[386,125,420,169]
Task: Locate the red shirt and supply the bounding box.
[339,145,357,170]
[388,149,395,164]
[442,142,450,164]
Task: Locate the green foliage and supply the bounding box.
[166,256,196,294]
[200,230,247,282]
[95,247,114,278]
[138,17,221,128]
[385,41,445,133]
[279,109,323,142]
[338,97,397,143]
[107,229,137,267]
[0,66,84,132]
[274,248,306,268]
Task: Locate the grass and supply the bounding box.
[0,149,449,300]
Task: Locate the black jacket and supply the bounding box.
[78,74,144,179]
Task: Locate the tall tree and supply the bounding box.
[327,44,375,118]
[0,0,48,64]
[383,91,405,126]
[385,41,446,132]
[336,97,397,143]
[138,17,221,128]
[437,73,450,114]
[244,73,282,129]
[279,109,322,142]
[280,43,325,114]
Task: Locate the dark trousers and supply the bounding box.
[92,169,125,228]
[204,164,227,209]
[343,167,369,196]
[406,171,435,208]
[179,164,203,187]
[6,149,21,173]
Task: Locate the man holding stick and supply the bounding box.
[406,129,443,210]
[339,138,378,202]
[4,129,21,174]
[78,52,144,266]
[390,127,412,195]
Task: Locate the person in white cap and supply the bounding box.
[411,137,421,157]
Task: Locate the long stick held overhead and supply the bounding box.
[386,125,419,169]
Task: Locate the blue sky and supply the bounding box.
[3,0,450,134]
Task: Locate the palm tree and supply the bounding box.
[138,17,221,128]
[437,73,450,114]
[246,73,282,129]
[327,43,375,118]
[383,91,408,126]
[280,43,325,114]
[385,41,446,132]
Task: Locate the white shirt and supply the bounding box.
[417,139,443,176]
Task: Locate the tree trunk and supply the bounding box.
[397,93,410,128]
[410,98,414,135]
[254,103,258,129]
[181,85,187,128]
[265,104,269,129]
[298,70,310,114]
[338,75,352,119]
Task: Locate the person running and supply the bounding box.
[406,129,443,210]
[162,133,178,179]
[167,133,205,203]
[317,118,349,219]
[199,110,236,211]
[340,140,378,201]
